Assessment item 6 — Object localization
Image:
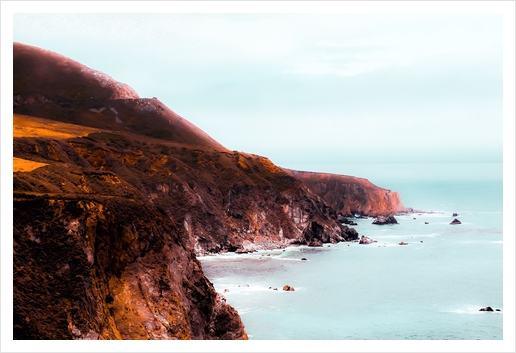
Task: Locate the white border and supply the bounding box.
[1,1,514,352]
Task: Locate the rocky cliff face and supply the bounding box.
[13,194,246,340]
[12,42,405,340]
[13,123,359,255]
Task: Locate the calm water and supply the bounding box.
[199,163,503,340]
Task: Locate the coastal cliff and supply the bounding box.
[286,170,406,217]
[13,195,246,340]
[13,42,405,340]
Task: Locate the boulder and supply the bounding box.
[424,222,429,224]
[450,218,461,225]
[337,214,359,226]
[479,306,494,312]
[372,215,398,225]
[452,213,459,217]
[282,285,295,291]
[359,235,375,244]
[398,242,408,246]
[337,214,349,223]
[301,258,308,261]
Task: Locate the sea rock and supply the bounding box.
[450,218,462,225]
[452,213,459,217]
[479,306,494,312]
[359,235,375,244]
[372,215,398,225]
[424,222,429,224]
[398,242,408,246]
[496,309,501,311]
[301,258,307,261]
[282,285,295,291]
[337,215,358,226]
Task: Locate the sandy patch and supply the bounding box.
[13,157,48,172]
[13,114,99,139]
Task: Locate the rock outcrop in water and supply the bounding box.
[12,42,407,340]
[372,215,398,225]
[359,235,376,244]
[450,218,462,225]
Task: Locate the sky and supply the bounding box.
[9,9,505,167]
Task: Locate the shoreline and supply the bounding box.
[196,209,443,257]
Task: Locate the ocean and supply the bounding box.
[198,163,504,340]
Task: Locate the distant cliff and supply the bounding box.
[13,42,405,340]
[286,170,406,217]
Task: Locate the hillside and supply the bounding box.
[14,42,225,150]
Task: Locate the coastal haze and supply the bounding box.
[4,4,513,352]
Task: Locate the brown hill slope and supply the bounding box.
[14,42,139,102]
[13,42,225,150]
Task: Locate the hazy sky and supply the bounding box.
[11,10,504,167]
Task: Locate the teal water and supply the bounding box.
[199,163,503,340]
